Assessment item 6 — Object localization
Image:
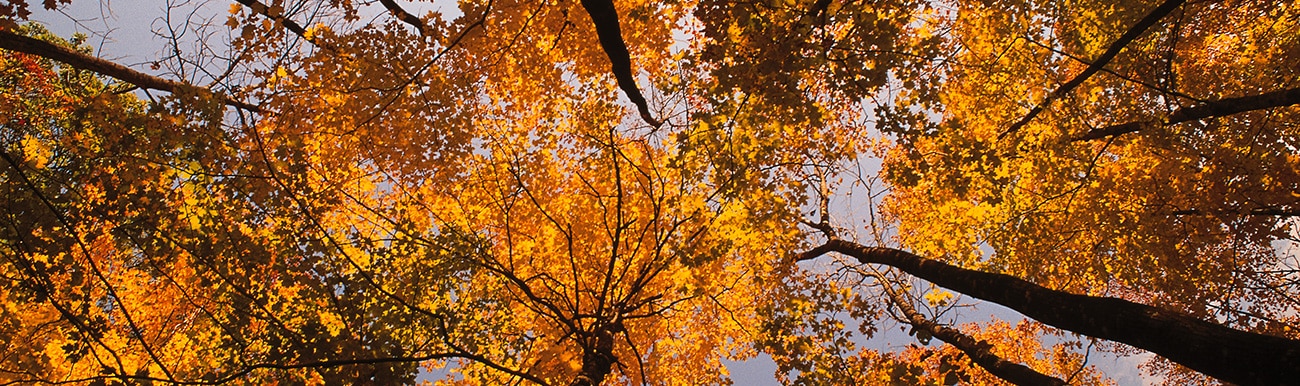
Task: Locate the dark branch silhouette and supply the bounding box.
[233,0,312,40]
[1075,86,1300,141]
[578,0,661,127]
[806,0,834,19]
[1001,0,1186,138]
[868,270,1068,386]
[798,239,1300,385]
[0,29,259,111]
[1169,206,1300,217]
[379,0,435,37]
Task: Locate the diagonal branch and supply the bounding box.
[1074,86,1300,141]
[578,0,661,127]
[233,0,311,38]
[1001,0,1186,138]
[232,0,343,57]
[379,0,434,37]
[1022,35,1207,104]
[866,269,1067,386]
[0,29,259,111]
[797,239,1300,385]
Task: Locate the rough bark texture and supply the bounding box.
[578,0,661,127]
[1002,0,1186,138]
[1075,86,1300,141]
[870,272,1067,386]
[799,239,1300,385]
[0,29,259,111]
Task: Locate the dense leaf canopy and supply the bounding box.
[1,0,1297,384]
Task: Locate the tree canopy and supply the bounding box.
[1,0,1298,384]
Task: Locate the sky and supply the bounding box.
[22,1,1157,384]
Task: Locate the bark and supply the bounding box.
[1074,86,1300,141]
[0,29,259,111]
[233,0,310,38]
[578,0,661,127]
[378,0,434,37]
[1002,0,1186,138]
[234,0,335,52]
[869,271,1067,386]
[798,239,1300,385]
[570,329,617,386]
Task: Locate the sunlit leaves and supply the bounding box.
[879,0,1300,380]
[7,0,1300,383]
[0,26,487,384]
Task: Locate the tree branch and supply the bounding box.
[378,0,434,37]
[867,270,1067,386]
[797,239,1300,385]
[1169,206,1300,217]
[1001,0,1186,138]
[578,0,661,127]
[233,0,310,38]
[0,29,259,111]
[1074,86,1300,141]
[806,0,834,19]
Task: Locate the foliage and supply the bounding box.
[882,0,1300,334]
[876,0,1300,381]
[1,0,1299,384]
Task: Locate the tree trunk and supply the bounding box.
[798,239,1300,385]
[570,329,617,386]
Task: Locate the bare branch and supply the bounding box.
[233,0,311,39]
[379,0,434,37]
[1169,206,1300,217]
[0,29,259,111]
[798,239,1300,385]
[867,270,1067,386]
[1074,86,1300,141]
[578,0,661,127]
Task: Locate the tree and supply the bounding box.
[2,0,1298,384]
[871,0,1300,383]
[2,18,797,385]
